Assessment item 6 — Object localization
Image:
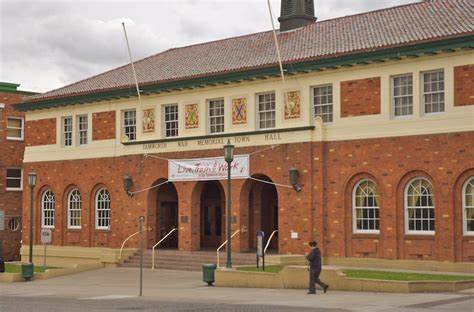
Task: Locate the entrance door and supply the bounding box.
[158,201,178,248]
[200,181,224,249]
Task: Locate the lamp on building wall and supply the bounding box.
[223,139,235,269]
[28,171,37,266]
[123,175,134,197]
[289,167,302,192]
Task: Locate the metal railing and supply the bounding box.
[216,229,241,268]
[119,227,150,261]
[264,230,278,255]
[152,228,178,270]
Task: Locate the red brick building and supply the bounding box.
[0,82,36,261]
[15,0,474,266]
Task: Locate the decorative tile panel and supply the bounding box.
[284,91,301,119]
[142,108,155,133]
[232,98,247,124]
[185,104,199,129]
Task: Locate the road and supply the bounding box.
[1,268,473,311]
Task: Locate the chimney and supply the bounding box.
[278,0,316,32]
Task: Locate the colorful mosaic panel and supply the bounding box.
[185,104,199,129]
[232,98,247,124]
[142,108,155,133]
[284,91,301,119]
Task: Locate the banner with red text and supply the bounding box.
[168,155,249,181]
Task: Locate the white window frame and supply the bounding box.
[76,114,88,146]
[163,104,179,138]
[463,177,474,236]
[421,69,445,115]
[6,116,24,140]
[41,190,55,229]
[95,188,111,230]
[352,179,380,234]
[208,98,225,134]
[404,178,435,235]
[122,109,137,141]
[312,84,333,123]
[67,188,82,229]
[391,73,413,118]
[256,92,276,130]
[6,167,22,191]
[61,116,73,147]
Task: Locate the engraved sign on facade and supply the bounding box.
[168,155,249,181]
[232,98,247,124]
[142,108,155,133]
[185,104,199,129]
[284,91,301,119]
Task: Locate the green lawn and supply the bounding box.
[4,263,56,273]
[344,269,474,282]
[237,265,283,273]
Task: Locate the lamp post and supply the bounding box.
[28,171,37,264]
[223,139,235,269]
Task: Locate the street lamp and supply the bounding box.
[28,171,37,264]
[223,139,234,269]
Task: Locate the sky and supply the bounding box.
[0,0,418,93]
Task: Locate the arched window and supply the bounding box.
[405,178,434,234]
[41,190,55,228]
[95,188,110,230]
[463,177,474,235]
[353,180,380,233]
[67,188,82,229]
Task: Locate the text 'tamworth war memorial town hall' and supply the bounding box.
[3,0,474,274]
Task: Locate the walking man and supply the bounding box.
[306,241,328,295]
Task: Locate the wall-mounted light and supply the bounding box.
[28,171,37,188]
[289,167,302,192]
[123,175,133,197]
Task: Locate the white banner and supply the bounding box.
[168,155,249,181]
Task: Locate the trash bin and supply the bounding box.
[202,263,217,286]
[21,263,34,281]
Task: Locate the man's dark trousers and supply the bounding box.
[309,268,327,293]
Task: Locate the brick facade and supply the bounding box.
[92,111,116,140]
[340,77,381,117]
[454,64,474,106]
[25,118,56,146]
[0,91,26,261]
[21,132,474,262]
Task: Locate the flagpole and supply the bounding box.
[122,22,142,105]
[267,0,285,83]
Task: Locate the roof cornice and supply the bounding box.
[15,35,474,112]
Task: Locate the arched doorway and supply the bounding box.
[248,175,279,252]
[200,181,225,249]
[149,181,179,249]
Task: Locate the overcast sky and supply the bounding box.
[0,0,417,93]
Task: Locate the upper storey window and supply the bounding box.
[122,109,136,141]
[62,116,73,147]
[208,99,224,134]
[257,92,276,130]
[392,74,413,117]
[312,85,333,123]
[6,168,22,191]
[6,117,24,140]
[77,115,88,145]
[422,69,444,114]
[164,104,179,138]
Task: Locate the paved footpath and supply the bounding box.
[1,268,473,311]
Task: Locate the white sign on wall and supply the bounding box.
[168,155,250,181]
[40,228,52,244]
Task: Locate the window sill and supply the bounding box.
[6,188,22,192]
[66,228,82,231]
[6,137,24,141]
[404,234,435,240]
[95,228,111,232]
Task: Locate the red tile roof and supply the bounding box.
[26,0,474,103]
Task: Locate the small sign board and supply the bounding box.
[0,210,4,231]
[40,228,52,244]
[256,231,264,257]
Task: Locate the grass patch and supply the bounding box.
[237,265,283,273]
[5,263,57,273]
[344,269,474,282]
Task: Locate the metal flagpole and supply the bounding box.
[267,0,285,83]
[122,22,143,105]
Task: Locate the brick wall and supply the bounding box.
[340,77,381,117]
[454,64,474,106]
[92,111,116,140]
[0,92,25,261]
[21,131,474,262]
[25,118,56,146]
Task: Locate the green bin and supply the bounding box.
[202,263,217,286]
[21,263,34,281]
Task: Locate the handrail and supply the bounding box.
[216,229,241,268]
[119,228,148,261]
[152,228,178,270]
[264,230,278,255]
